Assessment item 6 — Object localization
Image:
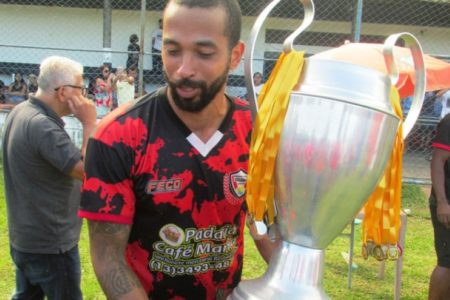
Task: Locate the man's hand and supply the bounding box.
[437,201,450,228]
[67,95,97,126]
[67,95,97,159]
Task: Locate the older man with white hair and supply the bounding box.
[2,56,96,300]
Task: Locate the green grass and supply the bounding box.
[0,179,433,300]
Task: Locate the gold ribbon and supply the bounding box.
[362,86,404,260]
[246,50,305,223]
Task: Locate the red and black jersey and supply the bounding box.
[79,87,252,299]
[431,114,450,203]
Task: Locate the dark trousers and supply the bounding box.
[430,204,450,268]
[152,48,162,73]
[10,245,82,300]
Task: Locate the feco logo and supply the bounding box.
[146,178,183,194]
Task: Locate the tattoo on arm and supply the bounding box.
[88,221,143,299]
[99,262,142,299]
[90,222,125,235]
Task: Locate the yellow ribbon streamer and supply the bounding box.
[362,86,404,260]
[246,50,305,223]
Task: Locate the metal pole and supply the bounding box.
[103,0,112,67]
[351,0,363,43]
[138,0,147,96]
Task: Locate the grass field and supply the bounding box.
[0,178,434,300]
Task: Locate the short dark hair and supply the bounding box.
[129,34,139,43]
[167,0,241,50]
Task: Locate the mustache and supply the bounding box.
[173,78,204,89]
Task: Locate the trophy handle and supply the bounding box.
[383,32,426,139]
[283,0,315,54]
[244,0,315,123]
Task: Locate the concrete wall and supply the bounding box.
[0,3,448,88]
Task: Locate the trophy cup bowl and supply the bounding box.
[230,58,401,300]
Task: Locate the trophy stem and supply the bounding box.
[229,241,330,300]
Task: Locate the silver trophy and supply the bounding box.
[230,0,425,299]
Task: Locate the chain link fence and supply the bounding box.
[0,0,449,183]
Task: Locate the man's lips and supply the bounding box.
[176,85,198,98]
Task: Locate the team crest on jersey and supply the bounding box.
[224,169,247,205]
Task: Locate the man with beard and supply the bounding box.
[78,1,278,299]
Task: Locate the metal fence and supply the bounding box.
[0,0,449,184]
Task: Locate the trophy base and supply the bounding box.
[229,242,329,300]
[229,279,329,300]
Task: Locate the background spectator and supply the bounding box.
[437,88,450,119]
[151,18,163,74]
[114,66,135,107]
[0,80,5,103]
[27,73,38,94]
[253,71,264,97]
[93,64,114,117]
[127,65,140,98]
[126,33,140,70]
[2,55,96,300]
[7,72,27,104]
[0,80,15,110]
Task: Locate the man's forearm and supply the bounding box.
[95,258,146,300]
[88,221,148,300]
[81,122,96,158]
[431,153,448,204]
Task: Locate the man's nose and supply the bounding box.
[176,54,196,78]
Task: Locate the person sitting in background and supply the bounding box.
[7,72,28,104]
[253,72,264,97]
[0,80,15,110]
[28,73,39,95]
[93,64,113,117]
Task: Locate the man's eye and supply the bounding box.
[166,49,180,56]
[198,52,214,58]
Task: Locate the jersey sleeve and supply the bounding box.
[433,115,450,152]
[79,129,137,224]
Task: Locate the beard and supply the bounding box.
[165,66,229,113]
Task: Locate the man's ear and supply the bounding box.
[55,87,67,103]
[229,41,245,71]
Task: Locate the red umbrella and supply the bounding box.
[314,42,450,98]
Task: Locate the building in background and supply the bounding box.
[0,0,448,96]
